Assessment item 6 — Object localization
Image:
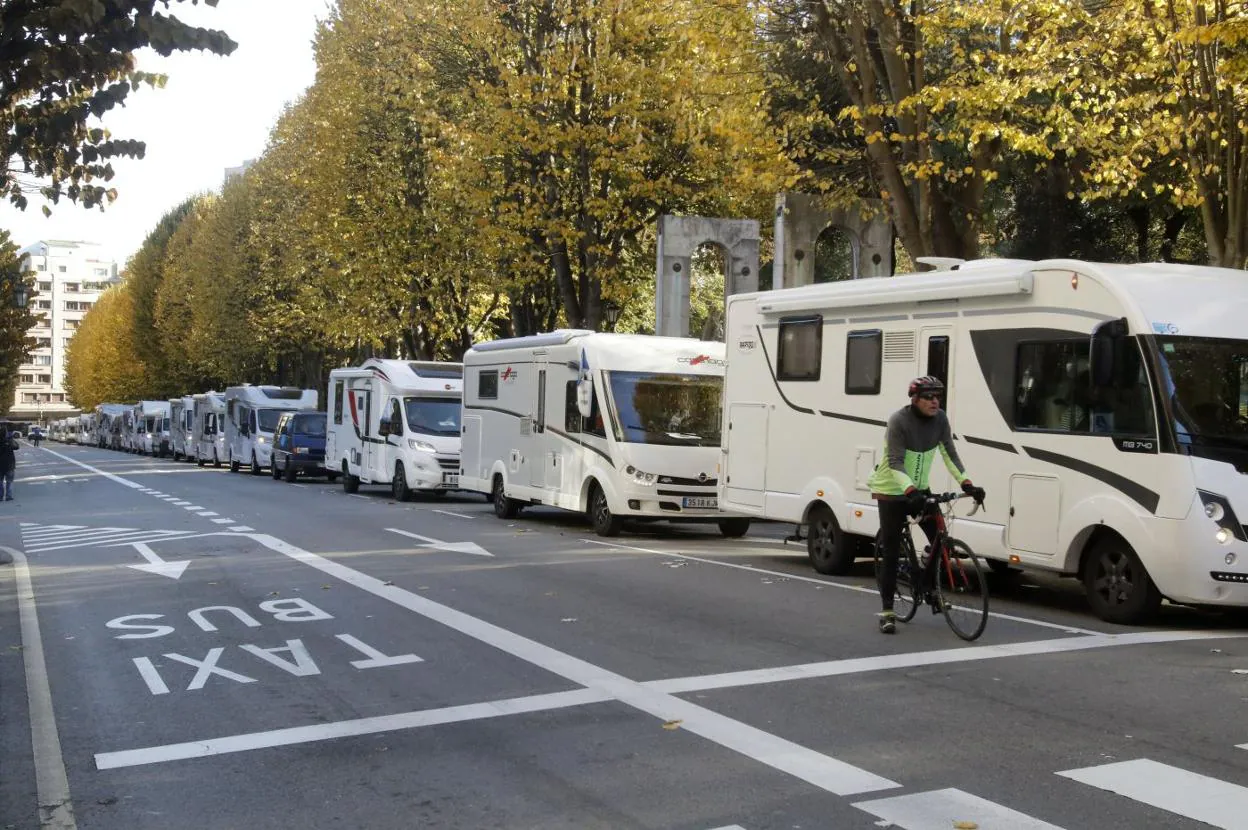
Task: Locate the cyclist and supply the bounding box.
[868,376,985,634]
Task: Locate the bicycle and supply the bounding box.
[873,492,990,641]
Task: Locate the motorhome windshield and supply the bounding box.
[291,413,327,437]
[1154,336,1248,446]
[404,397,461,436]
[606,371,723,447]
[257,409,284,433]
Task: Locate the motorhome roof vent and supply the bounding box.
[883,331,917,362]
[260,387,306,400]
[409,362,464,379]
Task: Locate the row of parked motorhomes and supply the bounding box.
[43,258,1248,624]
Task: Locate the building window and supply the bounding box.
[777,316,823,381]
[64,320,79,330]
[58,265,67,273]
[35,337,51,348]
[36,300,50,310]
[64,301,91,311]
[38,375,50,385]
[845,330,883,395]
[37,281,51,292]
[18,374,34,384]
[63,337,73,348]
[33,356,52,366]
[36,264,45,272]
[94,267,108,276]
[64,282,79,293]
[22,393,37,404]
[478,370,498,400]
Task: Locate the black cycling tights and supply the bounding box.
[877,499,938,611]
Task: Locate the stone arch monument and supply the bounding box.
[655,215,759,338]
[772,192,893,288]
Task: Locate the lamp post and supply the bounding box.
[601,300,621,331]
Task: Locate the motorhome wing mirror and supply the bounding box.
[378,418,390,437]
[1090,317,1128,387]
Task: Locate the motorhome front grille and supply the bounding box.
[435,454,459,471]
[657,488,715,497]
[1210,571,1248,583]
[883,331,917,362]
[656,475,718,487]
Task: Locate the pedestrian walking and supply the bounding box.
[0,427,18,501]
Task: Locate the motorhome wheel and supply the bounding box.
[284,458,297,482]
[492,475,518,519]
[342,461,360,494]
[393,463,411,502]
[807,503,853,575]
[718,518,751,538]
[271,458,282,479]
[250,452,262,475]
[1083,536,1161,624]
[589,485,621,537]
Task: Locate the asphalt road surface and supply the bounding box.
[2,442,1247,830]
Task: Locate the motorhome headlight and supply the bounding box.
[1198,491,1247,542]
[256,436,266,444]
[631,468,657,487]
[408,439,436,452]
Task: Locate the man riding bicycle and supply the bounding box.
[869,376,985,634]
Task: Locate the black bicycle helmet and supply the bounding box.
[908,375,945,397]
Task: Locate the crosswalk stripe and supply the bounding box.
[25,531,189,552]
[853,788,1065,830]
[21,525,86,536]
[22,527,135,543]
[1057,759,1248,829]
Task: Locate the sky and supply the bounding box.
[0,0,332,268]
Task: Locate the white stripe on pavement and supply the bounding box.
[1057,759,1248,829]
[197,512,218,517]
[38,447,144,489]
[853,788,1065,829]
[211,518,235,525]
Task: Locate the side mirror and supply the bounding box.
[378,418,391,437]
[1090,317,1128,387]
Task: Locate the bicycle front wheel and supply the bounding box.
[874,531,919,622]
[936,539,989,641]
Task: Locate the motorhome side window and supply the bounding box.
[333,381,343,424]
[777,316,822,381]
[845,330,883,395]
[1015,340,1155,435]
[388,398,404,436]
[478,370,498,400]
[564,381,580,433]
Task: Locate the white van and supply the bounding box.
[169,396,195,461]
[96,404,129,450]
[461,331,751,538]
[192,392,226,467]
[224,385,319,474]
[326,359,462,499]
[132,401,170,455]
[77,413,94,446]
[720,257,1248,623]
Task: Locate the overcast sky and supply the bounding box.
[0,0,330,268]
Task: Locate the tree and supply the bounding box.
[64,283,147,409]
[0,231,37,412]
[1,0,236,213]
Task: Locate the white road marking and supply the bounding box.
[1057,759,1248,829]
[22,527,134,542]
[349,494,369,501]
[706,826,748,830]
[25,531,194,553]
[182,506,205,511]
[581,538,1104,636]
[39,448,144,488]
[20,525,91,538]
[197,512,218,517]
[95,689,605,769]
[211,518,236,525]
[386,528,493,557]
[432,509,477,520]
[230,526,255,532]
[172,501,191,506]
[853,788,1065,829]
[2,546,78,828]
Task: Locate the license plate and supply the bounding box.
[682,496,717,509]
[443,473,459,487]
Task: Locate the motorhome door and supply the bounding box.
[531,366,549,488]
[920,326,955,491]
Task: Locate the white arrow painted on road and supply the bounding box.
[126,541,191,579]
[385,528,493,557]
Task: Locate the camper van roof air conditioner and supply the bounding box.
[259,387,306,400]
[757,270,1034,316]
[408,362,464,379]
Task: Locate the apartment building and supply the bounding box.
[12,240,120,423]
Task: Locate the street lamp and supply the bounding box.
[12,280,28,309]
[601,300,622,329]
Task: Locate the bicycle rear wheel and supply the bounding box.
[936,538,989,641]
[874,532,919,622]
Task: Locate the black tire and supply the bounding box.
[271,457,282,479]
[806,503,854,575]
[718,518,751,538]
[589,484,621,537]
[213,450,221,469]
[937,539,990,641]
[197,455,205,468]
[392,462,411,502]
[284,457,297,482]
[250,451,262,476]
[873,530,919,622]
[326,472,339,482]
[342,461,360,494]
[1083,536,1161,624]
[492,475,518,519]
[229,453,240,473]
[987,559,1015,576]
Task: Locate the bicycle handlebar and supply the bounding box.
[913,491,984,519]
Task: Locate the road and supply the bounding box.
[1,442,1247,830]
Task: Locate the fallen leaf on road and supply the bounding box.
[953,822,978,829]
[268,591,279,597]
[1211,649,1223,654]
[383,581,395,586]
[322,585,331,590]
[662,720,682,730]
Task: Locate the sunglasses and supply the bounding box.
[916,393,941,401]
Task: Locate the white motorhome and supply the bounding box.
[720,258,1248,623]
[326,359,462,498]
[77,413,94,446]
[192,392,226,467]
[132,401,171,456]
[224,385,318,474]
[169,395,196,461]
[461,331,751,538]
[96,404,128,449]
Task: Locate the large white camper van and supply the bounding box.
[461,331,751,538]
[132,401,170,455]
[325,359,462,498]
[720,258,1248,623]
[224,385,318,474]
[169,395,196,461]
[192,392,226,466]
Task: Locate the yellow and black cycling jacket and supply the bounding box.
[868,406,968,498]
